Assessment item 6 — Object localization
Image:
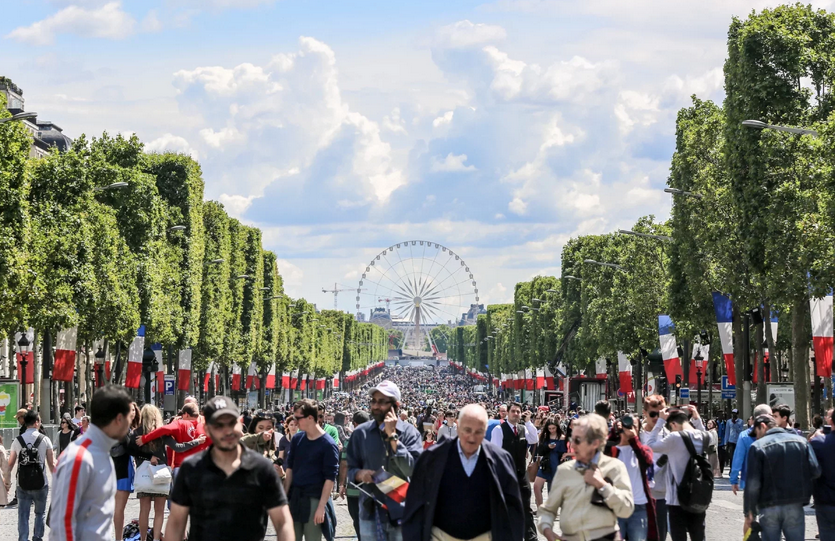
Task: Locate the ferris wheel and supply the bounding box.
[355,241,479,351]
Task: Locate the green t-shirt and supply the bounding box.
[324,423,340,445]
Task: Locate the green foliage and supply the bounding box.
[196,201,231,367]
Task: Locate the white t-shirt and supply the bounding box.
[11,428,53,487]
[615,445,648,505]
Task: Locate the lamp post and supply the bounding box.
[741,119,819,137]
[617,229,672,242]
[92,182,129,192]
[16,331,31,408]
[0,111,37,125]
[94,346,105,389]
[142,346,158,405]
[583,259,625,271]
[664,187,703,199]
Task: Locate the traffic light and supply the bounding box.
[675,375,682,389]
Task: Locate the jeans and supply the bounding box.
[655,498,668,541]
[617,503,648,540]
[759,503,805,541]
[348,496,360,538]
[18,486,48,541]
[667,505,705,541]
[815,504,835,541]
[359,518,403,541]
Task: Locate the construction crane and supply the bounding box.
[323,283,364,310]
[378,297,391,311]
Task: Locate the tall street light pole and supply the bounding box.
[16,331,31,409]
[0,111,37,125]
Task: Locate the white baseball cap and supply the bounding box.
[368,380,401,403]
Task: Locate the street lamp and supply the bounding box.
[664,188,703,199]
[742,119,819,136]
[16,331,31,408]
[261,287,271,291]
[167,225,186,232]
[583,259,625,271]
[0,111,37,125]
[206,258,224,265]
[235,274,250,280]
[95,346,106,388]
[618,229,672,242]
[93,182,129,192]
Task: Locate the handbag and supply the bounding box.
[527,457,540,483]
[135,461,171,494]
[152,464,172,485]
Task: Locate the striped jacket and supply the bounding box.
[48,424,118,541]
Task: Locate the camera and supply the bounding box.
[621,414,634,430]
[442,420,448,425]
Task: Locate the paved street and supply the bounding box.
[0,472,823,540]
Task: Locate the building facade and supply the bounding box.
[1,76,72,158]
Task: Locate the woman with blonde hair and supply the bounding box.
[129,404,204,541]
[0,435,10,506]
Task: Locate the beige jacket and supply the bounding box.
[537,453,634,541]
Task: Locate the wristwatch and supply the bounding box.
[387,434,400,442]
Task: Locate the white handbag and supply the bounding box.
[152,464,172,485]
[135,461,171,494]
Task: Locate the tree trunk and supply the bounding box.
[826,376,833,412]
[733,304,745,410]
[792,297,810,429]
[32,330,41,411]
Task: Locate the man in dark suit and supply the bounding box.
[403,404,524,541]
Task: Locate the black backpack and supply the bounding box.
[676,431,713,513]
[17,434,46,491]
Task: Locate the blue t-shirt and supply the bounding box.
[485,419,502,442]
[286,431,340,489]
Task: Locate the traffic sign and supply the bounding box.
[721,375,735,391]
[679,387,690,399]
[164,374,175,396]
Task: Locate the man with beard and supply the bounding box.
[347,381,423,541]
[165,396,295,541]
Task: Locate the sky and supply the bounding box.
[4,0,829,318]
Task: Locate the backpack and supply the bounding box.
[16,434,46,491]
[676,431,713,513]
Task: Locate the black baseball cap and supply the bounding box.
[203,396,240,424]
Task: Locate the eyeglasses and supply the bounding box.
[293,414,306,421]
[571,436,584,446]
[210,419,237,429]
[370,399,393,406]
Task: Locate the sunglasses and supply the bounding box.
[370,399,393,406]
[648,411,659,418]
[571,436,584,446]
[293,414,306,421]
[210,419,237,429]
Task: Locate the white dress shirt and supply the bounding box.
[458,440,481,477]
[490,420,539,448]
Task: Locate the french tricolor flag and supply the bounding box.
[203,362,214,392]
[516,370,525,390]
[333,372,340,389]
[266,363,276,389]
[247,363,260,390]
[689,344,708,386]
[535,369,545,390]
[544,367,555,390]
[525,369,534,391]
[300,374,308,391]
[659,315,683,383]
[231,363,242,391]
[712,292,736,386]
[290,370,299,389]
[177,349,192,391]
[617,352,633,393]
[595,357,607,378]
[152,343,164,396]
[52,327,77,382]
[810,293,833,378]
[125,325,146,389]
[282,371,291,389]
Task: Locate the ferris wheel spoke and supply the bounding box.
[420,245,444,296]
[428,277,474,299]
[359,277,406,299]
[371,257,412,299]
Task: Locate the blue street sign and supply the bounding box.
[721,375,735,391]
[164,375,175,396]
[679,387,690,399]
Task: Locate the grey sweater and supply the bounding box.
[645,418,709,507]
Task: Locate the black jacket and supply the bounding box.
[403,438,524,541]
[812,432,835,506]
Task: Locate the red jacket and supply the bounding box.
[143,418,211,468]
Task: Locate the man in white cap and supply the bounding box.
[346,380,423,540]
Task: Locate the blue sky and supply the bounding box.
[3,0,811,315]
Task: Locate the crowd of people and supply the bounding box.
[2,364,834,541]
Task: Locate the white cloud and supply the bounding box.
[173,36,405,202]
[430,153,477,172]
[140,10,162,33]
[199,126,245,148]
[432,110,454,128]
[276,258,304,295]
[508,197,528,215]
[435,20,507,48]
[217,193,260,219]
[145,133,199,159]
[614,90,661,134]
[6,2,136,45]
[382,107,407,134]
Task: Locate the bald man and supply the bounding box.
[404,405,524,541]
